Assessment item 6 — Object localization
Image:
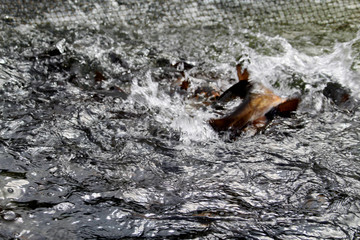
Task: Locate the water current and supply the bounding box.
[1,4,360,240]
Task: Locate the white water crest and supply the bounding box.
[248,32,360,98]
[128,71,218,144]
[124,31,360,144]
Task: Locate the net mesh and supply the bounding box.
[1,0,360,30]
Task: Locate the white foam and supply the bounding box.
[126,32,360,144]
[248,32,360,97]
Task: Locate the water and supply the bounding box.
[1,4,360,239]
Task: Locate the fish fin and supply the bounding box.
[217,80,252,103]
[236,64,249,81]
[213,64,251,105]
[276,98,300,117]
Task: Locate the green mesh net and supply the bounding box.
[1,0,360,30]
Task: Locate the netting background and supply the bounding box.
[1,0,360,30]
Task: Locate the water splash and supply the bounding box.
[122,31,360,145]
[1,6,360,239]
[248,32,360,98]
[128,71,218,144]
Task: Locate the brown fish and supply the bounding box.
[209,65,299,135]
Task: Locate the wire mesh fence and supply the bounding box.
[1,0,360,30]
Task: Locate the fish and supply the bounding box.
[322,82,356,111]
[209,65,299,135]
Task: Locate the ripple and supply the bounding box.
[1,2,360,239]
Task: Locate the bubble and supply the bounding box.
[1,210,17,221]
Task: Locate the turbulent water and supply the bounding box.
[1,4,360,239]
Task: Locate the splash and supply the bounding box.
[124,32,360,144]
[247,32,360,98]
[127,71,218,144]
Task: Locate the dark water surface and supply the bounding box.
[1,3,360,239]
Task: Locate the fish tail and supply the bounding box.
[236,64,249,81]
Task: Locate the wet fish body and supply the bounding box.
[209,66,299,135]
